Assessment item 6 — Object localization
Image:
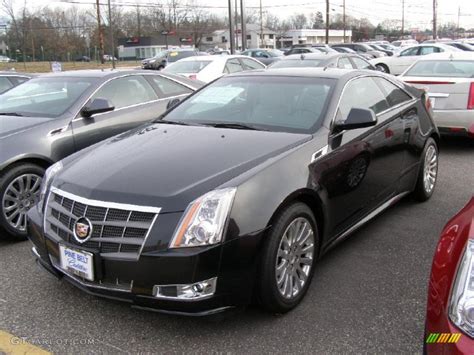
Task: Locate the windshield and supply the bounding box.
[164,60,212,73]
[405,60,474,78]
[269,59,324,69]
[0,77,96,117]
[163,76,335,134]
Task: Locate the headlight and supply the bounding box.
[449,239,474,338]
[37,161,62,212]
[169,188,236,248]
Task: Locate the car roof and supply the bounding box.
[412,52,474,61]
[0,71,33,77]
[280,52,341,60]
[174,55,249,62]
[227,67,368,80]
[38,69,156,79]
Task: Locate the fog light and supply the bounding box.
[153,277,217,300]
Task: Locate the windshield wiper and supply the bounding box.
[153,119,196,126]
[200,122,268,131]
[0,112,25,117]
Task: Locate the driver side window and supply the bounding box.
[90,76,157,110]
[338,77,389,122]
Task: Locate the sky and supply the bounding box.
[6,0,474,30]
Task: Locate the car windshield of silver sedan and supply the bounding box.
[0,77,96,118]
[163,76,334,133]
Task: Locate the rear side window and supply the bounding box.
[338,77,389,120]
[351,57,372,70]
[337,57,353,69]
[224,58,244,73]
[150,76,192,97]
[405,60,474,78]
[241,58,265,70]
[0,77,13,93]
[419,46,442,55]
[92,76,158,109]
[374,77,412,107]
[400,47,419,56]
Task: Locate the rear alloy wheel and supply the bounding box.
[376,64,389,73]
[0,163,44,240]
[413,138,438,202]
[258,203,319,313]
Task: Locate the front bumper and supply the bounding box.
[28,207,264,316]
[433,110,474,138]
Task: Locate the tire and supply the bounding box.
[376,63,389,73]
[0,163,45,240]
[257,202,319,313]
[157,65,164,71]
[413,138,438,202]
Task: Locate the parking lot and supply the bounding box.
[0,137,472,354]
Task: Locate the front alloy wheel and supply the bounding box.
[0,163,44,239]
[258,202,319,313]
[275,217,315,299]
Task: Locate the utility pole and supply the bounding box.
[96,0,104,64]
[457,6,460,39]
[235,0,239,50]
[259,0,263,47]
[325,0,329,44]
[136,5,141,37]
[343,0,346,43]
[240,0,247,51]
[401,0,405,38]
[107,0,115,69]
[432,0,437,40]
[228,0,235,54]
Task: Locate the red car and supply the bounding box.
[425,197,474,353]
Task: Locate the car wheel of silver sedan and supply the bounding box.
[258,202,319,313]
[0,163,44,240]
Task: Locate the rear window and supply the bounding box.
[168,51,196,63]
[269,59,323,69]
[405,60,474,78]
[164,60,211,73]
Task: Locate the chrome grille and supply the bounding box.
[45,188,160,258]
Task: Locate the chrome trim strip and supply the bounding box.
[47,125,69,137]
[428,93,449,98]
[31,246,41,259]
[152,277,217,301]
[138,213,159,255]
[49,187,161,214]
[330,191,410,247]
[311,145,329,163]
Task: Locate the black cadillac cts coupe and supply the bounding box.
[28,68,439,315]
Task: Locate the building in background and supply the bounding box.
[277,29,352,48]
[117,35,194,60]
[202,24,277,51]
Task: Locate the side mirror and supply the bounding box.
[81,98,114,118]
[335,108,377,131]
[166,98,181,110]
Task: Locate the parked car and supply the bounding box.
[331,43,386,58]
[103,55,117,62]
[392,39,419,47]
[0,72,32,94]
[0,55,13,62]
[444,42,474,52]
[163,55,265,83]
[142,49,199,70]
[310,44,338,53]
[0,70,202,239]
[332,46,374,60]
[28,68,439,316]
[365,43,394,56]
[75,56,91,62]
[425,197,474,353]
[399,52,474,137]
[240,49,283,66]
[284,47,321,56]
[371,43,462,75]
[268,52,376,71]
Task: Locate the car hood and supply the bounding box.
[55,124,311,212]
[0,115,52,139]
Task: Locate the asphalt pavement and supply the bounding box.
[1,137,473,354]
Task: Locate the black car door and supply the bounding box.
[71,75,191,151]
[312,76,407,237]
